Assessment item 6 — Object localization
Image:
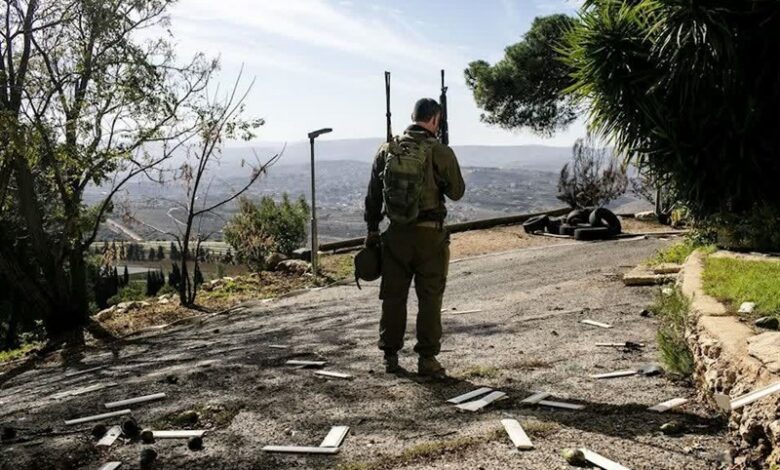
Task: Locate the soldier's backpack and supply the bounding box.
[381,136,435,225]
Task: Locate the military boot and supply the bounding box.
[384,353,400,373]
[418,356,446,378]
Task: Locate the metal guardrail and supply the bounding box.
[310,207,571,254]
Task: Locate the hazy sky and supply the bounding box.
[167,0,585,146]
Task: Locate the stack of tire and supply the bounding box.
[523,207,622,241]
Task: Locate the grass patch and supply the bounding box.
[457,365,500,379]
[521,418,560,437]
[652,287,694,377]
[0,343,38,364]
[646,241,715,266]
[320,253,354,281]
[703,257,780,317]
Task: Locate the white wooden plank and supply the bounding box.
[97,463,122,470]
[269,345,289,349]
[262,445,339,454]
[319,426,350,448]
[96,425,122,447]
[446,387,493,404]
[590,370,638,379]
[456,391,506,412]
[731,381,780,410]
[448,309,484,315]
[64,409,131,426]
[52,382,118,400]
[314,370,352,379]
[152,430,206,439]
[648,398,688,413]
[580,448,632,470]
[501,419,534,450]
[537,400,585,410]
[286,360,326,367]
[64,366,105,378]
[581,319,613,329]
[595,342,644,348]
[520,392,551,405]
[104,392,166,409]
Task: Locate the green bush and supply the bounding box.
[108,282,146,306]
[224,194,309,271]
[652,287,694,377]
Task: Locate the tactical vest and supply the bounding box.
[381,135,439,225]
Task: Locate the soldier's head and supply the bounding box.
[412,98,442,134]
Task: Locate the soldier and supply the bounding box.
[364,98,465,378]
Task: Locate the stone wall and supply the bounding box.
[682,251,780,467]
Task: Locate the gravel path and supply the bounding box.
[0,237,732,469]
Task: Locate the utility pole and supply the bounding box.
[307,128,333,276]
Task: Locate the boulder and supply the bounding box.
[266,252,289,270]
[635,210,658,221]
[277,259,311,275]
[755,316,779,331]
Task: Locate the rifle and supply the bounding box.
[438,69,449,145]
[385,71,392,143]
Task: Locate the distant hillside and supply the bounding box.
[215,138,572,176]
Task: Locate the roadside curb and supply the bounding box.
[681,249,780,465]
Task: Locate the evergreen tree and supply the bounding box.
[169,263,181,288]
[123,266,130,287]
[157,245,165,260]
[148,247,156,261]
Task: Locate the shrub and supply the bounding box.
[108,282,146,305]
[557,136,627,209]
[224,194,310,270]
[652,287,694,377]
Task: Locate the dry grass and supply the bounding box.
[510,358,552,370]
[456,365,501,379]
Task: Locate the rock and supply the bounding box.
[164,374,179,385]
[187,436,204,451]
[175,410,199,426]
[141,429,155,444]
[561,448,587,466]
[635,210,658,221]
[755,316,779,330]
[121,417,140,438]
[91,424,107,439]
[1,426,17,441]
[140,448,157,469]
[653,263,682,275]
[747,332,780,373]
[660,421,683,435]
[266,252,288,270]
[738,302,756,314]
[640,309,652,317]
[277,259,311,275]
[95,307,116,321]
[158,298,170,305]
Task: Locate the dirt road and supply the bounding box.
[0,237,732,469]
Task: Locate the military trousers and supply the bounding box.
[378,223,450,358]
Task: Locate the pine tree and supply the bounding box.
[169,263,181,288]
[157,245,165,260]
[123,266,129,287]
[148,247,156,261]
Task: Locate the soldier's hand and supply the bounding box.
[365,231,381,248]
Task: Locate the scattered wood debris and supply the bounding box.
[581,319,613,329]
[96,425,122,447]
[269,345,289,349]
[714,381,780,412]
[455,391,506,412]
[65,409,132,426]
[501,419,533,450]
[648,398,688,412]
[537,400,585,410]
[446,387,493,404]
[443,309,483,315]
[520,392,550,405]
[319,426,350,448]
[314,370,352,380]
[52,383,118,400]
[104,393,166,410]
[580,448,631,470]
[151,430,206,439]
[97,463,122,470]
[595,342,644,349]
[64,366,106,379]
[590,370,638,379]
[262,445,339,454]
[285,360,326,368]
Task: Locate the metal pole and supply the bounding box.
[309,137,318,276]
[306,128,332,276]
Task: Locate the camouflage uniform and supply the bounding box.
[364,125,465,358]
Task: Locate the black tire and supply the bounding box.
[558,224,576,236]
[589,207,622,234]
[523,215,549,234]
[566,208,591,225]
[574,226,611,241]
[546,216,564,233]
